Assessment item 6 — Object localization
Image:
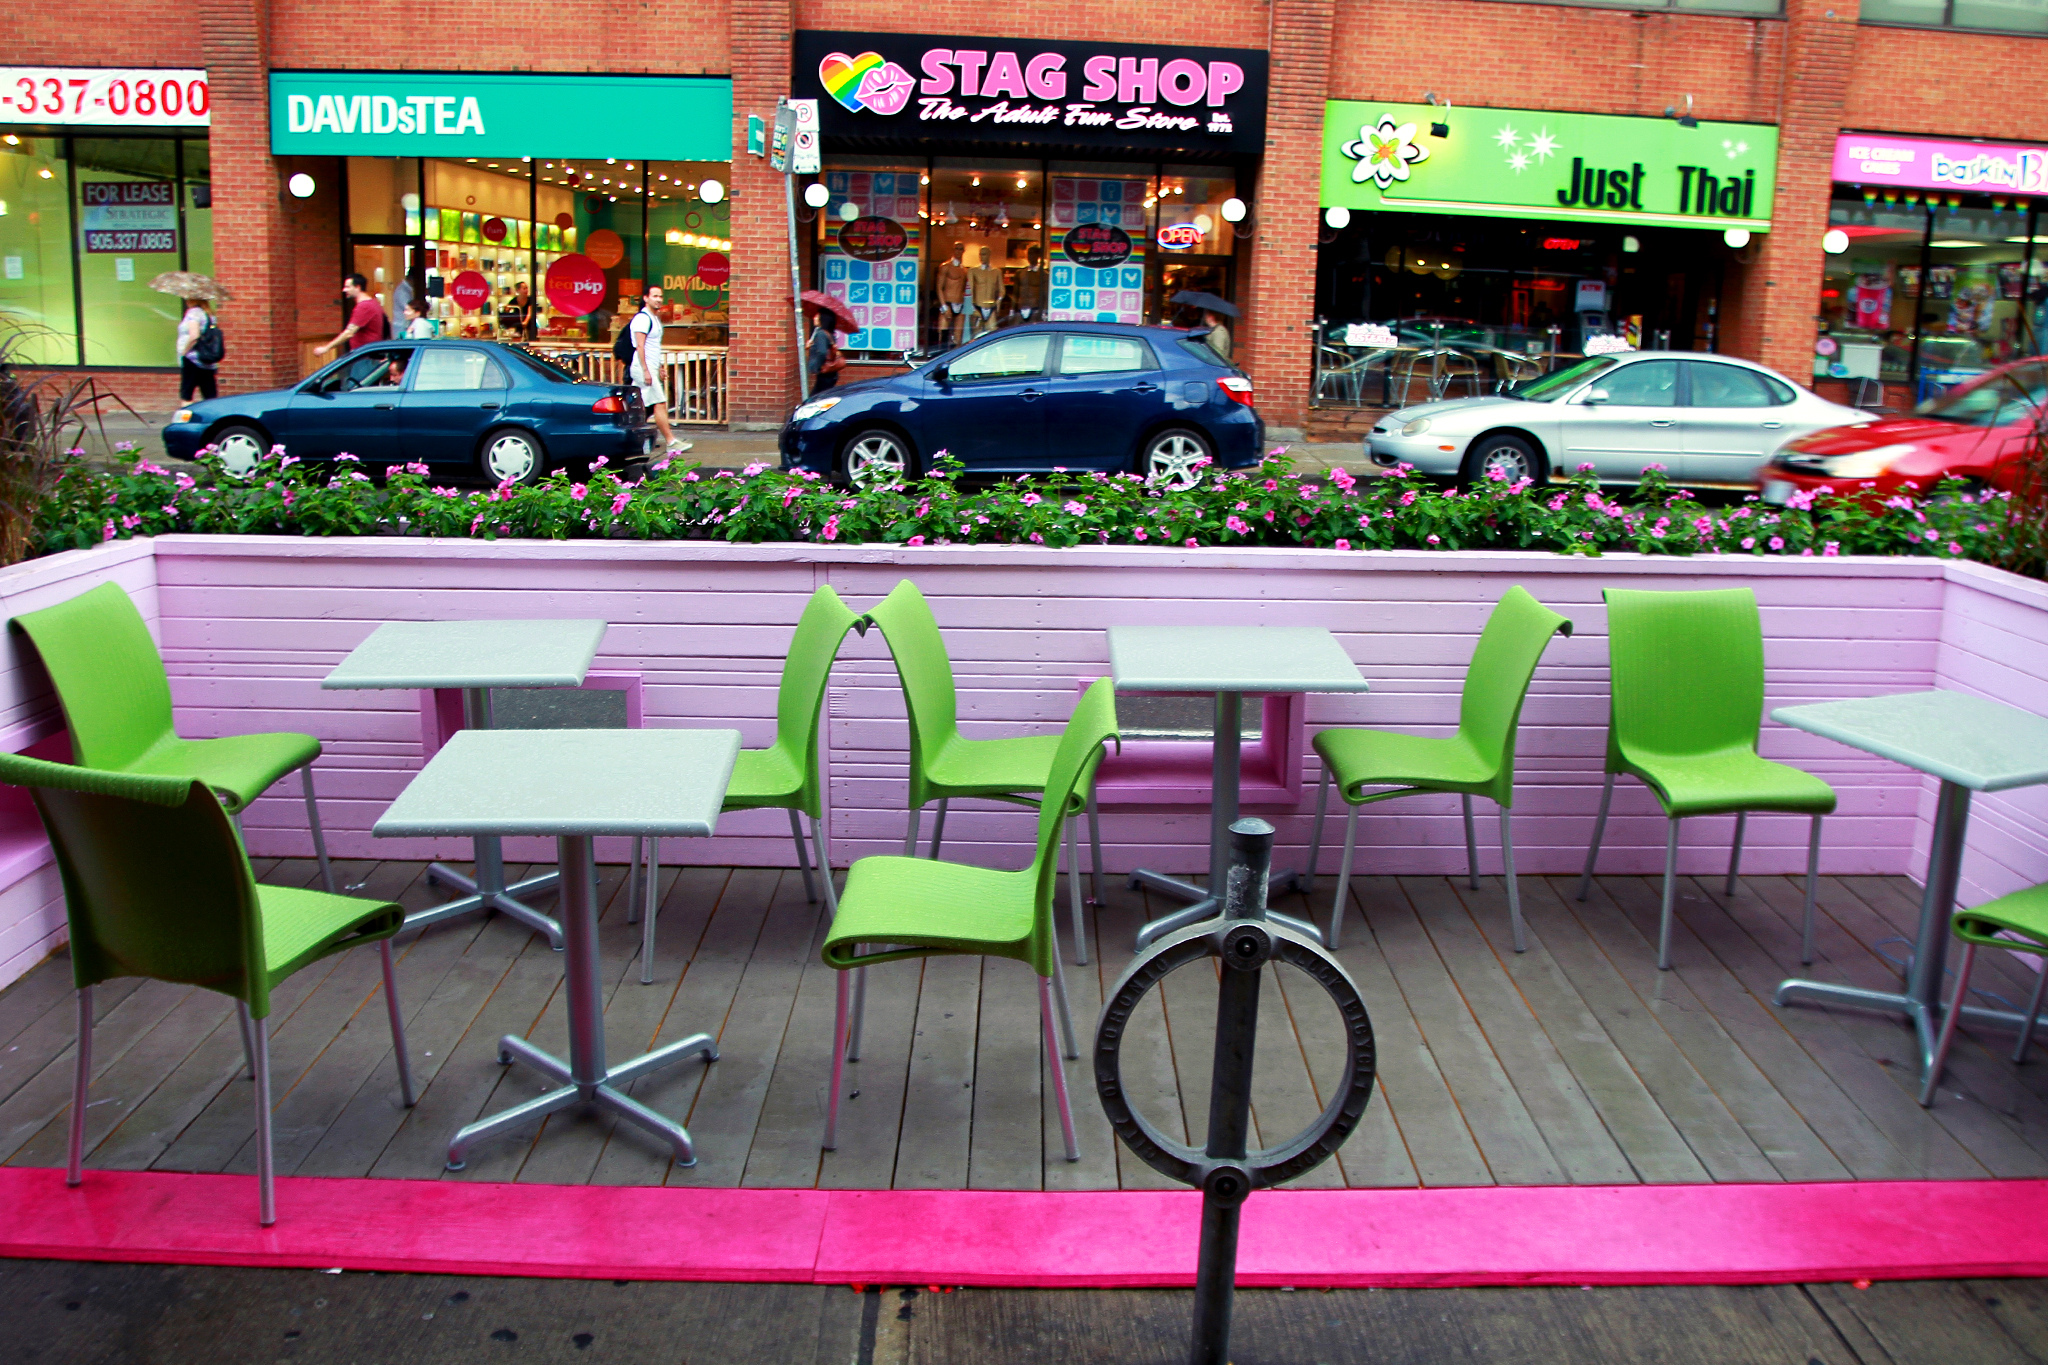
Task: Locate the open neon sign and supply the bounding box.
[1156,223,1203,251]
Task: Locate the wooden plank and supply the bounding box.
[1565,874,1852,1183]
[966,954,1049,1190]
[1363,876,1565,1184]
[0,979,198,1166]
[1404,876,1635,1185]
[1088,887,1191,1192]
[1808,1278,2040,1365]
[1961,1278,2048,1358]
[1043,865,1118,1193]
[0,950,83,1056]
[1243,957,1344,1189]
[1510,876,1782,1183]
[890,954,977,1190]
[0,975,148,1110]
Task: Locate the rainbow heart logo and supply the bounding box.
[819,52,885,111]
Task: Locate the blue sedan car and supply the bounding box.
[161,340,653,483]
[779,322,1262,487]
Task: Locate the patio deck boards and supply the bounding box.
[7,857,2048,1191]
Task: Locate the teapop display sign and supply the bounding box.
[792,32,1267,155]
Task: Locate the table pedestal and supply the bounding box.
[1133,691,1323,950]
[412,687,563,950]
[447,836,717,1170]
[1773,780,2041,1077]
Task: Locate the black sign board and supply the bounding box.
[794,31,1267,156]
[1063,223,1133,268]
[837,215,907,261]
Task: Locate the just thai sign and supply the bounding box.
[792,32,1266,155]
[1321,100,1778,232]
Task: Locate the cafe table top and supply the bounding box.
[1771,689,2048,793]
[322,619,608,691]
[1106,626,1371,695]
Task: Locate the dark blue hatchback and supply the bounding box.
[161,340,652,484]
[778,322,1263,487]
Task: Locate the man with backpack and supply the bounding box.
[176,298,223,401]
[618,286,690,457]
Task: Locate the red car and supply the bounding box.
[1758,356,2045,505]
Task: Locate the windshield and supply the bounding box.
[1506,355,1621,402]
[1918,363,2048,427]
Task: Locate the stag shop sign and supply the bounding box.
[791,32,1267,155]
[1320,100,1779,232]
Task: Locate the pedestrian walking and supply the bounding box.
[1201,309,1233,362]
[631,287,691,457]
[175,297,220,401]
[313,274,387,358]
[806,307,844,395]
[401,298,434,339]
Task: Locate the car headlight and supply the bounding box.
[1401,417,1431,437]
[170,409,195,424]
[1816,442,1914,477]
[791,395,843,423]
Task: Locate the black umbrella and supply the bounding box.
[1171,290,1240,318]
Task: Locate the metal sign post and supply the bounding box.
[1095,818,1378,1365]
[771,100,809,402]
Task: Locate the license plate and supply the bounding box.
[1760,479,1793,506]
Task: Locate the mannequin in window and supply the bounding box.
[935,242,969,347]
[1016,244,1047,322]
[967,246,1005,341]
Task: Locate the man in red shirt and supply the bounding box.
[314,274,388,359]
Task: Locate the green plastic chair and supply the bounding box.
[1576,587,1836,970]
[1305,586,1572,953]
[819,677,1119,1158]
[626,585,862,984]
[864,579,1107,966]
[0,750,414,1227]
[1922,882,2048,1106]
[12,581,336,893]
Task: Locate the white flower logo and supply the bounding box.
[1342,116,1430,189]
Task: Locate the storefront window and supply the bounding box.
[182,138,211,279]
[648,161,730,345]
[0,136,77,366]
[813,158,925,356]
[1154,164,1236,325]
[1863,0,2048,32]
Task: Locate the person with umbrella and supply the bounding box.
[800,290,856,397]
[1173,289,1239,364]
[151,271,230,401]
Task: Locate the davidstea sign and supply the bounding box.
[268,72,733,161]
[1321,100,1778,232]
[792,32,1266,155]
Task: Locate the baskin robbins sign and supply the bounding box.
[1832,131,2048,195]
[791,32,1266,156]
[1321,100,1778,232]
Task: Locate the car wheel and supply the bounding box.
[1141,428,1213,490]
[1460,433,1546,487]
[479,428,546,486]
[210,424,269,478]
[841,428,919,487]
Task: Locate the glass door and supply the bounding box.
[347,235,424,343]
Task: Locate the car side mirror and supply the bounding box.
[1581,387,1610,405]
[930,365,949,383]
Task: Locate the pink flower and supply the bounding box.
[1185,538,1199,548]
[1485,466,1508,482]
[174,472,196,490]
[101,520,116,542]
[1398,490,1417,506]
[161,504,178,516]
[1426,534,1441,545]
[1225,515,1250,534]
[1031,532,1046,544]
[570,483,588,500]
[1924,528,1939,542]
[907,535,926,547]
[1823,542,1840,557]
[1949,541,1963,555]
[1330,467,1356,491]
[336,452,360,463]
[1022,492,1043,506]
[1064,500,1087,515]
[1334,538,1351,551]
[1134,528,1149,541]
[1768,536,1785,550]
[822,515,841,541]
[1577,462,1595,473]
[781,485,802,508]
[1741,536,1756,549]
[1263,478,1279,491]
[280,489,295,508]
[611,492,630,514]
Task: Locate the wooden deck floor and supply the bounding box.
[7,855,2048,1191]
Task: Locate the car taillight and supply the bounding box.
[1216,376,1256,407]
[591,395,624,414]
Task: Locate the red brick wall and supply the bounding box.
[1846,25,2048,138]
[794,0,1271,44]
[0,10,202,64]
[266,2,733,72]
[728,0,800,427]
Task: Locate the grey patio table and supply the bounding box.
[374,726,741,1169]
[323,618,609,950]
[1108,625,1371,949]
[1772,689,2048,1078]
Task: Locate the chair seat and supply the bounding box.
[1314,727,1493,802]
[822,855,1037,968]
[1624,746,1837,819]
[257,882,404,988]
[925,732,1062,802]
[722,744,805,812]
[1955,882,2048,952]
[127,732,321,811]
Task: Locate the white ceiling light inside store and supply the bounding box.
[1723,228,1750,248]
[2005,234,2048,244]
[1822,228,1849,254]
[1194,214,1213,234]
[1622,235,1640,253]
[1928,239,1987,248]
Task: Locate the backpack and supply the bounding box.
[191,318,225,366]
[613,310,650,367]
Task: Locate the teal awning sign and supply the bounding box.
[269,72,733,160]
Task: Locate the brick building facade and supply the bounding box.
[7,0,2048,436]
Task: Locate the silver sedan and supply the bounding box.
[1365,352,1869,485]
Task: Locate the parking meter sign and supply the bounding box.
[770,104,797,174]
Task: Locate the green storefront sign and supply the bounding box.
[269,72,732,161]
[1322,100,1777,232]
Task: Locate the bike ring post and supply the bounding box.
[1095,818,1378,1365]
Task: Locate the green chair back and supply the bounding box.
[13,581,177,773]
[1456,585,1574,807]
[765,584,862,817]
[1603,587,1766,770]
[0,750,276,1014]
[864,580,962,810]
[1021,679,1120,974]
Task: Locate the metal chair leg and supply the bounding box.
[1066,816,1090,966]
[789,808,819,905]
[1801,815,1823,966]
[636,837,661,985]
[1087,789,1105,905]
[810,812,838,914]
[1040,975,1080,1162]
[848,966,868,1062]
[928,798,949,859]
[824,970,851,1150]
[1049,932,1079,1061]
[1305,765,1331,894]
[903,803,922,857]
[242,1003,276,1226]
[1725,812,1747,896]
[1921,941,1977,1106]
[1577,773,1616,902]
[626,836,643,924]
[378,940,416,1107]
[1330,803,1360,951]
[301,765,334,895]
[237,1005,258,1081]
[1658,818,1681,971]
[66,986,90,1187]
[1461,794,1480,891]
[2014,960,2048,1065]
[1499,806,1527,954]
